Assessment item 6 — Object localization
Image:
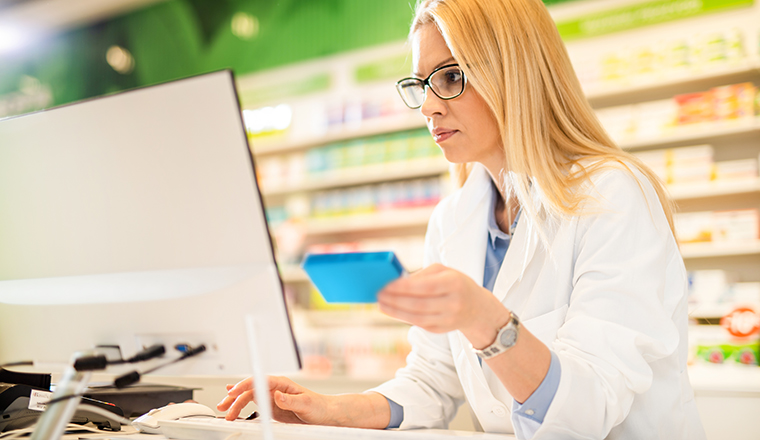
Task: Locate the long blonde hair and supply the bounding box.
[411,0,676,236]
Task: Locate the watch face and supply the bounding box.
[499,328,518,348]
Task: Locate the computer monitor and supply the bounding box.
[0,71,301,379]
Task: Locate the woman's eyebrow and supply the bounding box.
[413,57,457,78]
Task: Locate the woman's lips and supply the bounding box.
[432,129,457,143]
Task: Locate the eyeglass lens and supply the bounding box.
[396,65,464,109]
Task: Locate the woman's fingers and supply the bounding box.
[382,269,456,297]
[219,376,312,421]
[222,389,254,420]
[217,377,253,411]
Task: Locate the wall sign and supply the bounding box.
[556,0,755,41]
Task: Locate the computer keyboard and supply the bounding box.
[159,417,515,440]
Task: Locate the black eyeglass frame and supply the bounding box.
[395,63,467,109]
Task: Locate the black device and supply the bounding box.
[0,383,125,432]
[84,384,195,418]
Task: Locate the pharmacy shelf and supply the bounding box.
[620,117,760,151]
[669,178,760,200]
[680,240,760,259]
[251,112,427,156]
[261,158,449,196]
[305,205,435,236]
[689,302,760,319]
[688,363,760,395]
[295,308,409,328]
[585,61,760,108]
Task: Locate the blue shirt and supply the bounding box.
[385,184,561,437]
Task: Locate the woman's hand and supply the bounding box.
[378,263,510,349]
[217,376,392,428]
[217,376,333,424]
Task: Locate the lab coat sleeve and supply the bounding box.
[368,201,466,429]
[536,168,682,439]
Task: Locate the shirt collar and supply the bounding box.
[487,182,512,248]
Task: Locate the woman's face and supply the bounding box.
[412,24,503,170]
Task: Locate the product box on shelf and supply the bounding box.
[712,209,760,242]
[579,28,750,92]
[690,300,760,367]
[676,209,760,244]
[635,144,759,187]
[595,81,759,146]
[675,211,715,243]
[714,158,759,181]
[293,314,411,380]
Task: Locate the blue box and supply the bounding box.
[301,251,406,303]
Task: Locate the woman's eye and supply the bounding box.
[444,70,462,83]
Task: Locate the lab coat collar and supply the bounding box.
[437,163,492,287]
[437,163,540,303]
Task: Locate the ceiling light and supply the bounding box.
[231,12,259,40]
[0,25,27,55]
[106,45,134,74]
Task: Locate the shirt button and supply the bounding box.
[492,406,506,418]
[525,409,535,416]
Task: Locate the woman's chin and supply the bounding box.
[439,147,470,165]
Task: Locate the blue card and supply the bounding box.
[301,251,406,303]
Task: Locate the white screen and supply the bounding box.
[0,71,300,376]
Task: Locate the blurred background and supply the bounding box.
[1,0,758,438]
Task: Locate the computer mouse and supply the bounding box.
[132,402,216,434]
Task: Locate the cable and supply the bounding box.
[2,344,167,374]
[45,345,207,405]
[0,361,33,369]
[0,422,140,439]
[73,343,167,372]
[114,344,206,388]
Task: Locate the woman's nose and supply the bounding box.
[420,87,446,118]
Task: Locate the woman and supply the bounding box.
[218,0,706,438]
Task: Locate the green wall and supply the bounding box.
[0,0,416,114]
[0,0,581,116]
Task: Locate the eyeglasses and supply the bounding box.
[395,64,467,109]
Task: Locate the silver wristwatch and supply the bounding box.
[474,312,520,360]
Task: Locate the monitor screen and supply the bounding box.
[0,71,300,377]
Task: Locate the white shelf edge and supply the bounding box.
[689,303,760,319]
[669,179,760,200]
[305,205,435,235]
[620,117,760,151]
[585,61,760,102]
[251,113,427,156]
[294,308,409,327]
[261,158,449,196]
[680,240,760,259]
[687,363,760,394]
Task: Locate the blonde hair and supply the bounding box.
[411,0,676,236]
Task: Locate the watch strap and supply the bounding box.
[474,311,520,360]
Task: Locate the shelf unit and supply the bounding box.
[619,117,760,151]
[668,178,760,200]
[680,240,760,259]
[261,157,449,196]
[251,112,426,156]
[305,205,435,236]
[585,61,760,108]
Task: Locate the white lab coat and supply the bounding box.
[371,162,706,439]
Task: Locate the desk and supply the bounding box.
[63,425,517,440]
